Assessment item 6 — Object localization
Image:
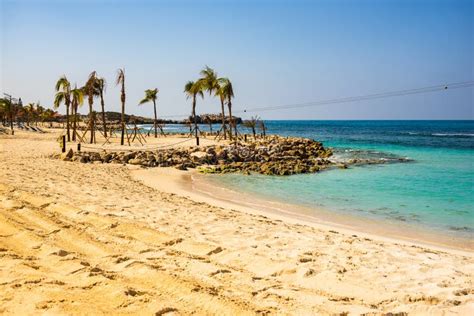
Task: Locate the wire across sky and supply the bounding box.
[159,81,474,119]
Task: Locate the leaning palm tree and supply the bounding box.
[70,85,84,141]
[116,68,126,145]
[95,77,108,137]
[184,80,204,145]
[84,71,97,143]
[138,88,160,137]
[200,66,227,139]
[217,78,235,140]
[54,76,72,141]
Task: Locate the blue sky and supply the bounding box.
[1,0,473,119]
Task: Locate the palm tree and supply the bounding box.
[70,85,84,141]
[139,88,159,137]
[184,80,204,145]
[0,98,13,134]
[84,71,97,143]
[35,103,44,127]
[95,77,108,137]
[54,76,72,141]
[259,119,267,139]
[217,78,235,140]
[0,99,6,126]
[243,116,260,139]
[42,108,55,125]
[200,66,227,139]
[116,68,126,145]
[25,103,36,126]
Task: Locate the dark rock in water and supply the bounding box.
[448,226,473,232]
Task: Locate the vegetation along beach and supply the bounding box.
[1,0,473,315]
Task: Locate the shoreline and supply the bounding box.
[132,167,474,255]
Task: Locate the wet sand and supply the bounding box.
[0,129,473,315]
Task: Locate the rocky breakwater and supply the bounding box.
[54,136,334,176]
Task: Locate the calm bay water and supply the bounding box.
[200,120,474,239]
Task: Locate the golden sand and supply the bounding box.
[0,130,473,315]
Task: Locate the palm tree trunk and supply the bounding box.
[227,101,233,141]
[153,99,158,138]
[66,101,71,142]
[72,101,77,141]
[220,98,227,140]
[192,95,198,145]
[120,84,125,146]
[9,110,14,135]
[89,97,94,144]
[100,91,107,138]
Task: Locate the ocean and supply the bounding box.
[195,120,474,241]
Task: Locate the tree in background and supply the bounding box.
[218,78,235,140]
[84,71,98,143]
[139,88,160,137]
[54,76,72,141]
[116,68,126,145]
[200,66,227,139]
[184,80,204,145]
[70,85,84,141]
[243,115,260,139]
[95,77,108,137]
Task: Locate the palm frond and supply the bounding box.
[55,75,70,92]
[53,93,65,109]
[116,68,125,85]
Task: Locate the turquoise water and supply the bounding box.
[201,121,474,239]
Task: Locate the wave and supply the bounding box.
[432,133,474,137]
[402,131,474,138]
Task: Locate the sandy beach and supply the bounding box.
[1,129,473,315]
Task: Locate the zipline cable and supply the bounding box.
[235,81,474,113]
[158,80,474,118]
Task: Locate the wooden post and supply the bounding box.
[77,143,81,152]
[196,136,200,146]
[62,135,66,153]
[244,134,247,142]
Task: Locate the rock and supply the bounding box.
[59,135,338,176]
[128,158,143,165]
[101,153,113,163]
[190,151,207,160]
[175,164,187,171]
[60,149,73,161]
[122,152,136,162]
